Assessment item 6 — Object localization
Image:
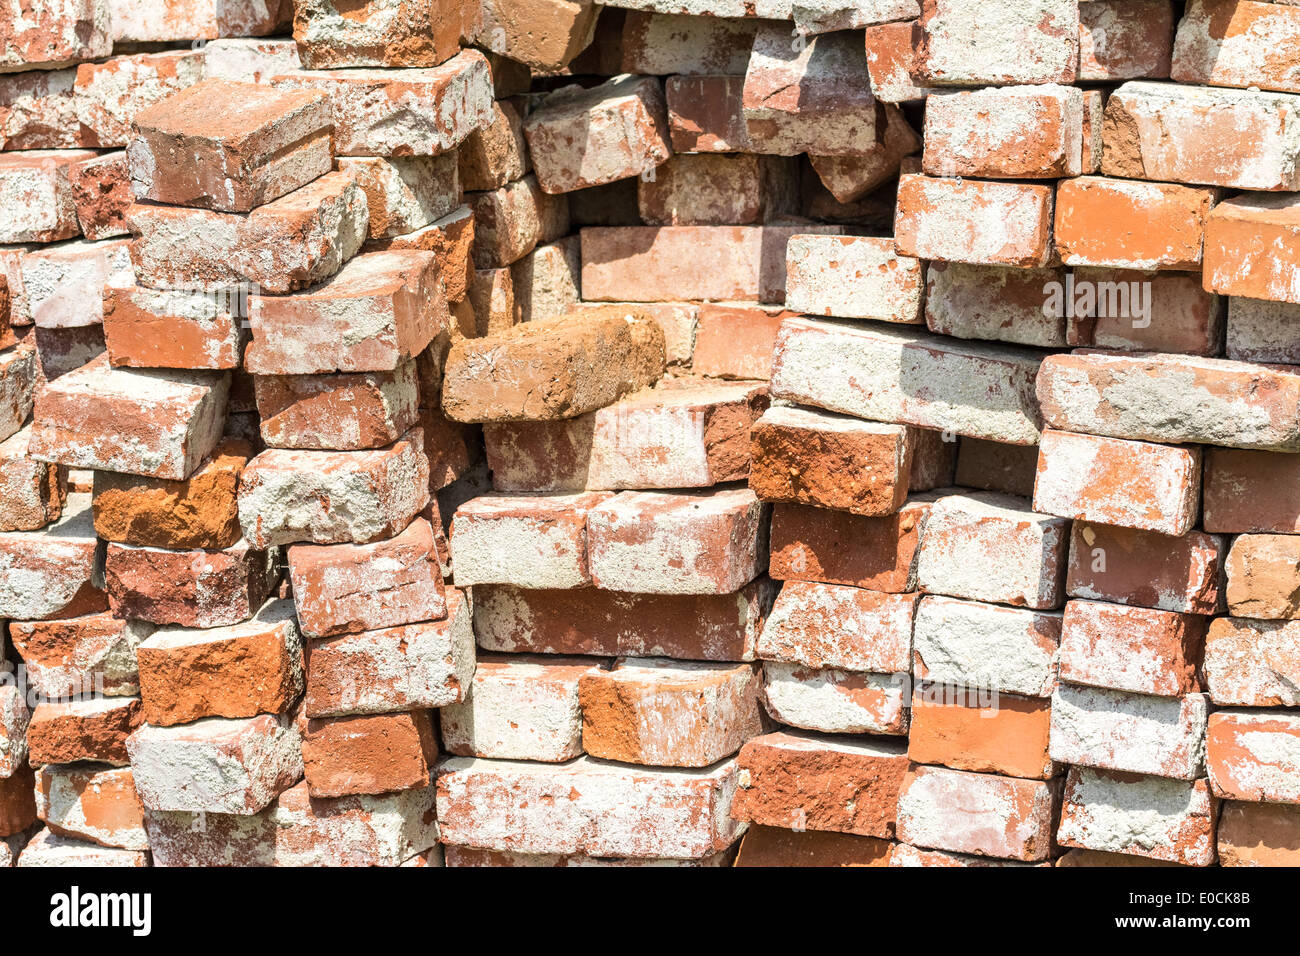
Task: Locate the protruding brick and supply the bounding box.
[254,364,420,451]
[762,662,908,735]
[340,154,460,240]
[104,539,276,628]
[458,100,529,193]
[74,50,207,149]
[1057,766,1216,866]
[0,0,111,71]
[524,75,671,194]
[894,174,1055,268]
[1078,0,1174,81]
[785,235,923,324]
[28,697,142,767]
[1204,617,1300,707]
[301,709,438,798]
[733,730,908,837]
[863,21,930,102]
[1058,599,1204,698]
[237,429,430,547]
[1033,429,1201,536]
[473,0,600,71]
[103,284,247,371]
[128,713,303,814]
[271,50,494,156]
[21,237,133,329]
[9,611,149,699]
[304,588,474,717]
[0,425,66,532]
[1204,193,1300,303]
[292,0,464,69]
[440,654,598,762]
[1207,710,1300,804]
[1173,0,1300,94]
[35,764,147,850]
[436,755,742,858]
[807,104,921,203]
[0,494,105,621]
[665,74,749,153]
[0,149,97,243]
[923,85,1083,179]
[1066,522,1224,615]
[473,579,775,661]
[914,0,1079,86]
[913,595,1061,698]
[1056,177,1216,270]
[1050,685,1209,780]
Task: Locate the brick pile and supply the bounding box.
[0,0,1298,868]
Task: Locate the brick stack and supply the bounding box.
[2,0,1299,869]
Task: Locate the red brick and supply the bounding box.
[1204,617,1300,707]
[300,709,439,798]
[105,539,276,629]
[894,174,1055,268]
[1218,800,1300,867]
[1203,447,1300,533]
[923,85,1084,179]
[734,825,893,867]
[908,693,1056,780]
[1056,177,1217,270]
[1066,521,1224,615]
[1207,710,1300,804]
[1172,0,1300,94]
[914,0,1079,85]
[1058,599,1205,697]
[27,697,142,767]
[1079,0,1174,80]
[768,499,929,592]
[665,74,749,153]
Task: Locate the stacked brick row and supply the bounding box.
[3,0,1300,868]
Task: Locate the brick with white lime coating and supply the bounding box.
[912,595,1061,698]
[237,429,430,547]
[440,653,599,762]
[757,581,915,673]
[1057,766,1217,866]
[16,830,148,867]
[1037,350,1300,452]
[770,318,1044,445]
[34,764,148,850]
[435,755,743,859]
[126,712,303,814]
[0,494,103,621]
[1049,684,1209,780]
[1204,617,1300,707]
[914,0,1079,85]
[761,662,908,735]
[916,492,1069,608]
[785,235,924,324]
[1226,297,1300,364]
[0,683,30,778]
[450,491,613,589]
[271,781,440,867]
[1206,709,1300,803]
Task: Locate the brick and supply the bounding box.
[581,658,763,765]
[1066,268,1225,356]
[1205,617,1300,708]
[287,516,446,638]
[1226,296,1300,363]
[458,101,528,194]
[102,284,243,372]
[0,68,84,150]
[1066,522,1224,615]
[0,494,105,621]
[742,26,878,156]
[0,764,36,836]
[1055,848,1184,867]
[74,50,206,149]
[524,75,671,195]
[1055,177,1216,271]
[923,85,1083,179]
[339,154,460,240]
[894,174,1055,268]
[0,682,29,778]
[30,324,107,380]
[511,237,581,323]
[0,250,31,328]
[1173,0,1300,94]
[923,263,1066,348]
[127,170,368,294]
[254,364,420,451]
[792,0,918,33]
[621,11,757,74]
[246,250,445,375]
[758,581,915,673]
[16,829,146,867]
[109,0,291,42]
[203,38,303,83]
[34,764,147,850]
[445,845,735,866]
[473,579,775,661]
[665,74,749,153]
[485,377,766,492]
[749,407,913,515]
[897,764,1060,862]
[1103,81,1300,191]
[762,663,908,735]
[913,595,1061,698]
[1038,350,1300,451]
[473,0,600,70]
[1049,685,1209,780]
[908,693,1056,780]
[0,149,97,243]
[367,206,473,304]
[1057,600,1204,698]
[292,0,462,69]
[1207,710,1300,804]
[785,235,922,324]
[732,730,908,837]
[917,492,1068,609]
[0,340,37,440]
[807,105,922,203]
[892,844,1045,867]
[443,309,665,423]
[28,697,142,767]
[128,713,302,814]
[464,267,516,335]
[1225,534,1300,619]
[21,237,133,329]
[0,425,65,532]
[1033,430,1201,537]
[734,825,892,867]
[954,437,1037,496]
[1204,193,1300,303]
[273,779,439,865]
[467,174,569,269]
[638,153,797,226]
[134,599,302,726]
[914,0,1078,85]
[690,303,790,379]
[863,20,931,102]
[271,50,494,156]
[104,538,275,629]
[300,709,438,798]
[1204,447,1300,533]
[583,223,843,303]
[450,492,609,589]
[1218,800,1300,867]
[9,612,149,699]
[437,755,741,858]
[304,588,474,717]
[92,439,248,550]
[1057,767,1216,866]
[769,499,927,592]
[0,0,111,71]
[237,429,430,547]
[1078,0,1174,80]
[771,319,1044,444]
[440,653,598,762]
